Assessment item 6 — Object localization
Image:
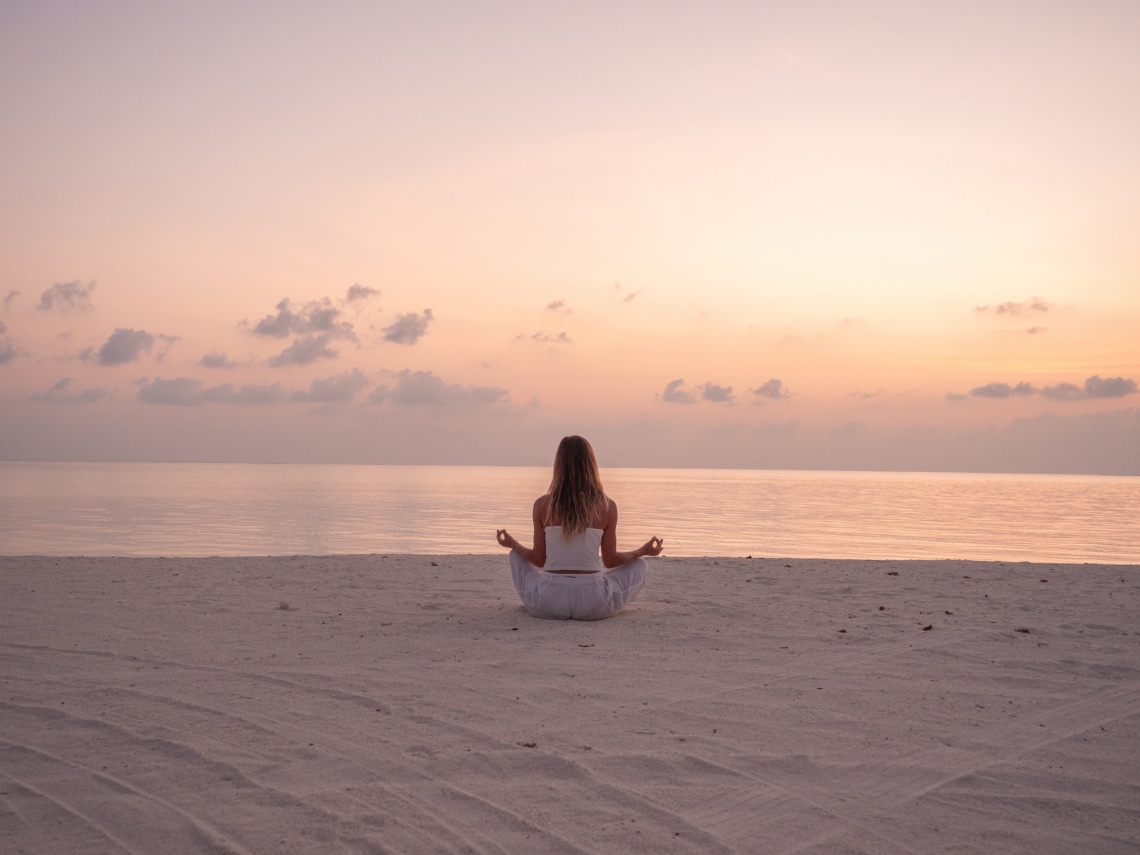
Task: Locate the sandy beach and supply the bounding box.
[1,554,1137,853]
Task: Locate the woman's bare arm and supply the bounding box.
[600,499,664,568]
[495,496,548,567]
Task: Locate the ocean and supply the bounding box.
[1,462,1137,563]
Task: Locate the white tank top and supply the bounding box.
[545,526,604,571]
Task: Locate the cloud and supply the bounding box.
[252,297,356,340]
[154,334,180,361]
[959,408,1140,475]
[291,369,370,403]
[0,338,18,364]
[963,375,1137,401]
[199,352,237,369]
[969,381,1036,399]
[268,334,338,366]
[0,321,5,334]
[202,383,289,405]
[700,383,735,403]
[613,283,645,303]
[834,420,865,436]
[373,369,508,406]
[137,377,203,406]
[945,392,968,401]
[660,379,697,404]
[1025,326,1047,335]
[138,377,289,406]
[1043,375,1137,400]
[382,309,434,345]
[974,297,1051,316]
[252,301,300,337]
[1083,376,1138,398]
[1040,382,1082,401]
[659,378,738,404]
[518,331,571,344]
[749,379,790,400]
[545,299,569,313]
[37,280,96,313]
[29,377,109,404]
[3,290,19,311]
[88,328,156,366]
[345,283,380,303]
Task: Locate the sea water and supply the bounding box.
[0,462,1137,563]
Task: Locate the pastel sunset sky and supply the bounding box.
[2,1,1138,472]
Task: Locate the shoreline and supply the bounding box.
[4,553,1140,565]
[2,555,1137,852]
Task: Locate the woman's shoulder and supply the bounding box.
[594,496,616,529]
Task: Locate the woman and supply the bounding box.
[496,435,663,620]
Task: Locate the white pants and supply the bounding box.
[509,551,646,621]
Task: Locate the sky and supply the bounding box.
[1,0,1138,473]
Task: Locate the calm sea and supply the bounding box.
[1,462,1138,563]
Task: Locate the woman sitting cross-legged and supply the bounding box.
[496,435,664,620]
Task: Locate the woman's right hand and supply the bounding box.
[640,536,664,557]
[496,529,516,550]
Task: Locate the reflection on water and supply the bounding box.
[1,462,1137,563]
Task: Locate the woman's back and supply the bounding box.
[544,526,604,571]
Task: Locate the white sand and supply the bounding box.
[1,554,1137,854]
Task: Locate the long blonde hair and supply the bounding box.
[545,435,606,539]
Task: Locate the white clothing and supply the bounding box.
[509,548,646,621]
[544,525,604,571]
